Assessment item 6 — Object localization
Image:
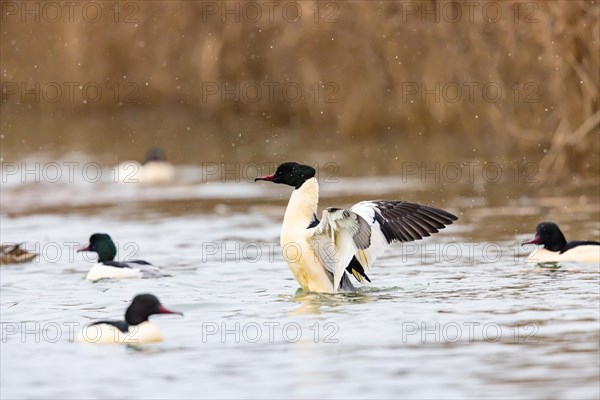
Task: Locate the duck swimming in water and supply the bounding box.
[78,233,171,281]
[115,147,175,185]
[138,147,175,184]
[0,243,37,265]
[76,294,182,344]
[523,222,600,264]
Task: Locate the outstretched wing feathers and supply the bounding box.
[352,213,372,250]
[313,208,371,250]
[356,201,456,244]
[311,208,372,291]
[350,201,457,274]
[309,200,457,290]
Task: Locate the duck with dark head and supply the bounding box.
[256,162,458,293]
[135,147,175,184]
[78,233,171,282]
[523,222,600,263]
[76,294,183,344]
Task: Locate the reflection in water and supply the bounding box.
[535,262,561,269]
[125,344,191,355]
[289,290,377,316]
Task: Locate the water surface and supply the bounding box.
[1,158,599,399]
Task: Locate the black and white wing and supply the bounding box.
[104,260,171,278]
[350,201,457,273]
[309,208,372,292]
[309,201,457,291]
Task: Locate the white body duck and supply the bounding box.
[255,162,458,293]
[138,160,175,184]
[139,147,175,184]
[79,233,170,282]
[523,222,600,264]
[116,148,175,185]
[77,294,182,344]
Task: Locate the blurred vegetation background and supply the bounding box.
[1,0,598,184]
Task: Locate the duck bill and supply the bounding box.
[158,305,183,316]
[77,245,91,253]
[522,234,541,246]
[254,173,276,182]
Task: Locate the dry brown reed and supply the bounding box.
[1,1,598,182]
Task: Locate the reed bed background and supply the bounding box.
[1,0,598,184]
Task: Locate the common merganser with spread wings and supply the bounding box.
[255,162,458,293]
